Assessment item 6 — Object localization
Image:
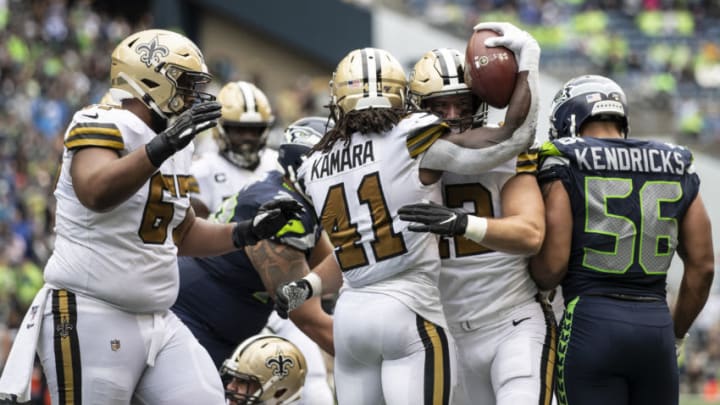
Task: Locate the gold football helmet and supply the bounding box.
[408,48,487,130]
[110,29,214,118]
[220,335,307,405]
[329,47,406,120]
[214,81,275,169]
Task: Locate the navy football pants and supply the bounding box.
[556,295,678,405]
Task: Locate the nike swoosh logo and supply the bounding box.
[512,317,531,327]
[438,214,456,225]
[82,112,99,119]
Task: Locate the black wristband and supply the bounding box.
[145,137,173,168]
[232,220,258,248]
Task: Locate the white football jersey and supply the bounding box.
[189,148,279,213]
[44,104,194,313]
[439,150,540,326]
[299,112,448,327]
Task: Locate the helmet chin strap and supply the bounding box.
[251,375,281,404]
[117,72,169,121]
[281,389,302,404]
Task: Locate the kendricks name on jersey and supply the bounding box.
[310,139,375,180]
[573,145,686,175]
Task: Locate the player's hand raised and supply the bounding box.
[473,22,540,73]
[145,101,222,167]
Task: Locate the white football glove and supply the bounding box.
[473,22,540,73]
[275,279,312,319]
[274,272,322,319]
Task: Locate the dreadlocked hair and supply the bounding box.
[313,108,406,153]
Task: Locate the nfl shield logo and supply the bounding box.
[110,339,121,351]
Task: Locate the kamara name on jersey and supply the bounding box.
[573,146,686,175]
[311,140,375,180]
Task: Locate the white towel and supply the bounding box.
[146,312,166,367]
[0,285,50,403]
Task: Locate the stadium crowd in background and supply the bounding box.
[395,0,720,145]
[0,2,148,380]
[1,0,720,403]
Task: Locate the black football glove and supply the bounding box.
[232,197,304,247]
[274,279,314,319]
[398,201,468,236]
[145,101,222,167]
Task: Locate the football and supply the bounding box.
[465,29,518,108]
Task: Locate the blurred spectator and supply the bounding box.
[695,42,720,88]
[676,99,704,142]
[0,1,152,384]
[0,241,17,328]
[30,87,69,140]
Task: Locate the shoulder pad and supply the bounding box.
[64,105,124,151]
[187,175,200,194]
[661,141,694,167]
[540,155,571,170]
[516,147,539,175]
[537,155,571,185]
[401,112,448,158]
[539,140,566,158]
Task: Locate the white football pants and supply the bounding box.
[37,289,225,405]
[449,296,557,405]
[333,290,457,405]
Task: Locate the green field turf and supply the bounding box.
[681,394,720,405]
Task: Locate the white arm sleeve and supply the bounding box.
[419,69,539,175]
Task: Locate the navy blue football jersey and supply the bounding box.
[538,137,700,301]
[172,171,320,362]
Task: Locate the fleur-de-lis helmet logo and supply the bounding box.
[265,349,295,379]
[135,35,169,68]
